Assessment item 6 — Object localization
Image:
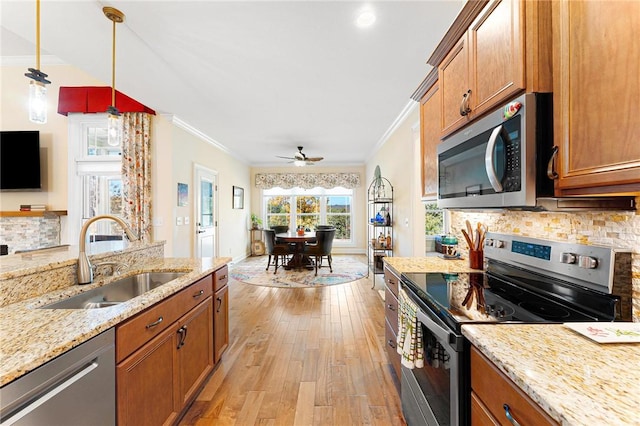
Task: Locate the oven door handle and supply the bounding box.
[485,125,504,193]
[415,308,459,349]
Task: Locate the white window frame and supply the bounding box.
[67,113,122,245]
[262,186,355,246]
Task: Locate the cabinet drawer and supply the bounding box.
[383,267,399,297]
[385,319,401,383]
[385,286,398,335]
[176,275,213,313]
[471,347,558,426]
[116,275,213,363]
[213,265,229,292]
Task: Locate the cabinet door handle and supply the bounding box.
[216,297,223,313]
[220,275,227,280]
[193,289,204,299]
[387,304,396,311]
[177,327,184,349]
[146,316,163,329]
[387,339,396,349]
[459,89,472,116]
[547,145,559,180]
[503,404,522,426]
[181,325,188,347]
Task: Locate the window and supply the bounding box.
[425,202,446,254]
[263,187,354,243]
[68,114,124,244]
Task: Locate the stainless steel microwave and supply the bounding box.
[437,93,554,209]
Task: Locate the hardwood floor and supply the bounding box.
[179,258,405,425]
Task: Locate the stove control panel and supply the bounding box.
[484,232,630,294]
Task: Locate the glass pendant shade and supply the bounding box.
[28,80,47,124]
[107,107,123,147]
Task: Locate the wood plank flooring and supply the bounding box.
[179,256,405,425]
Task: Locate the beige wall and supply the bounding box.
[365,106,423,258]
[0,64,103,211]
[249,165,366,254]
[160,123,251,259]
[1,63,251,260]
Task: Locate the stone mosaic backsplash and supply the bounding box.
[0,216,60,254]
[449,210,640,322]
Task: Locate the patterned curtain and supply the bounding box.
[255,173,360,189]
[121,112,152,240]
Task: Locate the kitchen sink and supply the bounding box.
[40,272,187,309]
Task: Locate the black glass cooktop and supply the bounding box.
[401,266,619,333]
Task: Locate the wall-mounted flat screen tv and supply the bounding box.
[0,131,42,191]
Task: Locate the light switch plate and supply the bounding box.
[184,216,190,225]
[176,217,183,226]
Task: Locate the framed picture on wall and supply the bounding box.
[233,186,244,209]
[177,183,188,206]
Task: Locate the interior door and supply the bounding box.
[194,165,217,258]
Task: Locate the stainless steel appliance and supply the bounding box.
[436,93,635,211]
[0,329,115,425]
[399,233,632,426]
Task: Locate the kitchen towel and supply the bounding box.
[397,288,424,369]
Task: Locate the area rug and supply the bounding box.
[230,255,368,288]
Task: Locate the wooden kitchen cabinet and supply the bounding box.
[117,322,181,426]
[437,0,552,137]
[470,346,559,426]
[116,274,215,425]
[383,265,401,388]
[420,77,440,198]
[213,265,229,363]
[552,0,640,195]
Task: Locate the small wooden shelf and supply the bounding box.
[0,210,68,217]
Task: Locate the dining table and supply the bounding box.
[275,231,316,270]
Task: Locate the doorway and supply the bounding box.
[194,164,218,258]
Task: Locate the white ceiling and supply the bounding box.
[1,0,463,167]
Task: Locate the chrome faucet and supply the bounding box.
[77,215,139,284]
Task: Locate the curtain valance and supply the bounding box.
[57,87,156,116]
[255,173,361,190]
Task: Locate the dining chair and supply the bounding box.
[315,225,334,230]
[303,228,336,276]
[263,229,291,274]
[270,225,289,234]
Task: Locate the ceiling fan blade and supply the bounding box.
[306,156,324,162]
[276,156,296,160]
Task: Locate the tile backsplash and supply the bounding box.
[449,210,640,322]
[0,216,60,254]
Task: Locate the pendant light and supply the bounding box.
[24,0,51,124]
[103,6,125,147]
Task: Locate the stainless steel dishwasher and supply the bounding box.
[0,328,115,425]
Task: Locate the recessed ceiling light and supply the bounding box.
[356,8,376,28]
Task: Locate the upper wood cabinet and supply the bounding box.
[552,0,640,195]
[420,80,440,198]
[437,0,552,137]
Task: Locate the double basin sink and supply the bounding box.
[40,272,187,309]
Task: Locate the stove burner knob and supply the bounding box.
[560,252,577,264]
[578,255,598,269]
[485,304,495,313]
[493,240,505,248]
[496,306,505,318]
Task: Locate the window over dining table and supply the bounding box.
[263,187,353,244]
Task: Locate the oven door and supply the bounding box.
[401,305,466,426]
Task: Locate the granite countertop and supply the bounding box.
[384,255,481,277]
[463,324,640,426]
[0,256,231,387]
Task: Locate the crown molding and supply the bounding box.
[366,99,418,163]
[171,116,247,164]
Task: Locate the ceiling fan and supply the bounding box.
[277,146,324,166]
